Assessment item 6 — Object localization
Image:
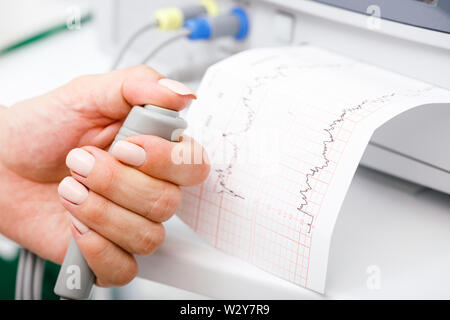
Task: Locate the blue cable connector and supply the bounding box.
[184,6,249,41]
[231,7,249,40]
[185,16,212,39]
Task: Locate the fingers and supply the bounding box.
[110,135,210,186]
[60,182,165,256]
[64,65,196,120]
[58,176,166,287]
[69,221,139,287]
[123,75,196,111]
[56,130,210,287]
[65,147,182,223]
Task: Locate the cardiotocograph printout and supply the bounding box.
[176,45,450,293]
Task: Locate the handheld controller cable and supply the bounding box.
[111,0,219,70]
[140,7,249,66]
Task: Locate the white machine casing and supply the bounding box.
[248,0,450,195]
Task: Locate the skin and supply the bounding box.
[0,65,210,287]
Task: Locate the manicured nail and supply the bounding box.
[110,140,146,166]
[68,213,90,234]
[58,177,89,205]
[66,148,95,177]
[158,78,196,97]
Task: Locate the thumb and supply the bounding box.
[61,65,196,121]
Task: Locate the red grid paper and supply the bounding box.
[177,50,400,290]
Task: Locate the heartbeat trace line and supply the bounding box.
[215,62,349,201]
[297,93,396,233]
[215,69,283,200]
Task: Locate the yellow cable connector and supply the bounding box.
[154,7,184,30]
[200,0,219,16]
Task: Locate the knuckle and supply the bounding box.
[136,223,165,255]
[195,159,211,184]
[137,229,154,255]
[154,224,166,249]
[147,185,181,222]
[181,140,210,185]
[88,241,138,287]
[98,257,138,287]
[83,235,111,260]
[70,74,91,86]
[133,64,157,75]
[113,259,138,286]
[92,160,118,195]
[88,199,110,226]
[64,75,95,102]
[83,195,109,226]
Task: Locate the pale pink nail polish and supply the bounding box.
[66,148,95,177]
[58,177,89,205]
[110,140,146,166]
[158,78,196,97]
[68,213,90,234]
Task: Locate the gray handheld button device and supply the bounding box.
[54,104,188,299]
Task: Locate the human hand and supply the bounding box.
[0,66,210,287]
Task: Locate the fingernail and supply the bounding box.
[66,148,95,177]
[158,78,196,97]
[68,213,90,234]
[58,177,89,205]
[110,140,146,166]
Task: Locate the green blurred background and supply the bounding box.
[0,253,60,300]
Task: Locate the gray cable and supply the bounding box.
[141,28,191,66]
[15,248,45,300]
[110,19,159,70]
[15,248,26,300]
[22,249,35,300]
[32,256,45,300]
